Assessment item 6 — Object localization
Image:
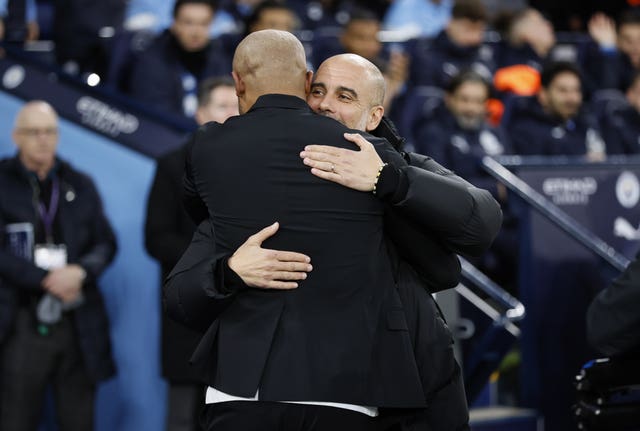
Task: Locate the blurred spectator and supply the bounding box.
[494,8,558,72]
[245,1,299,33]
[503,61,606,157]
[0,101,117,430]
[145,77,237,431]
[408,0,494,90]
[128,0,231,120]
[125,0,237,36]
[311,8,409,111]
[598,71,640,154]
[0,0,38,42]
[414,70,517,290]
[479,0,527,20]
[383,0,453,39]
[415,71,509,199]
[53,0,127,78]
[587,252,640,356]
[218,2,301,72]
[586,9,640,91]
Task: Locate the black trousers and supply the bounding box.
[0,308,95,431]
[201,401,379,431]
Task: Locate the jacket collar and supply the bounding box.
[247,94,311,113]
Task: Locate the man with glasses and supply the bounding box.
[0,100,117,430]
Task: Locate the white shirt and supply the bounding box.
[205,386,379,417]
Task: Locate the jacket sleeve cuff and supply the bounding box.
[216,256,247,294]
[375,164,409,204]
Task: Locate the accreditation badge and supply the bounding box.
[34,244,67,270]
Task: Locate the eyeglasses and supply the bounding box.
[16,127,58,137]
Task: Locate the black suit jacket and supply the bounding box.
[144,145,202,383]
[177,94,426,407]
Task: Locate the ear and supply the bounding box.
[365,105,384,132]
[232,71,245,97]
[537,89,548,108]
[304,70,313,97]
[194,107,205,126]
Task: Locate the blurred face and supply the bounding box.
[446,18,486,48]
[250,8,297,33]
[195,85,239,125]
[516,10,555,54]
[618,24,640,68]
[307,58,382,132]
[13,104,58,174]
[539,71,582,121]
[446,81,488,130]
[340,20,382,61]
[171,3,214,52]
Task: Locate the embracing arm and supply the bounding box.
[163,221,312,332]
[300,130,502,258]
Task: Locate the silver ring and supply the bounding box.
[330,163,335,172]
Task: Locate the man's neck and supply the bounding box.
[19,156,53,180]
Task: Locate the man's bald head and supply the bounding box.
[232,30,309,112]
[307,54,385,132]
[13,101,59,178]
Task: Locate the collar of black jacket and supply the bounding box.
[248,94,311,113]
[8,154,65,182]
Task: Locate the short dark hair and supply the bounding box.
[173,0,217,18]
[540,61,582,89]
[245,1,296,33]
[618,8,640,31]
[446,70,490,95]
[451,0,488,23]
[197,77,234,107]
[346,7,380,25]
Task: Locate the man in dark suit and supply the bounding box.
[587,253,640,357]
[168,29,430,430]
[144,77,237,431]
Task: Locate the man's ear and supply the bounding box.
[366,105,384,132]
[232,71,245,97]
[537,88,548,108]
[304,70,313,97]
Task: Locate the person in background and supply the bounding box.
[598,71,640,154]
[502,61,606,158]
[408,0,493,90]
[586,8,640,92]
[0,0,38,42]
[587,253,640,357]
[145,77,238,431]
[415,70,518,291]
[383,0,453,39]
[0,100,117,430]
[129,0,231,121]
[311,8,409,113]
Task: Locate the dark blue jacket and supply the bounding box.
[600,104,640,155]
[415,106,510,200]
[502,96,605,156]
[408,31,495,89]
[0,156,117,383]
[129,30,231,120]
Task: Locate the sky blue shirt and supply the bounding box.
[383,0,453,39]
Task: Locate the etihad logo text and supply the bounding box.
[542,177,597,205]
[76,97,139,137]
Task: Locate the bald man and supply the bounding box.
[0,101,117,430]
[166,30,428,431]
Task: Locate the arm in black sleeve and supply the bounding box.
[382,152,502,257]
[145,150,192,268]
[163,220,245,332]
[587,257,640,356]
[74,177,117,283]
[182,130,209,225]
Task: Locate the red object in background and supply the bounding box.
[494,65,541,97]
[487,98,504,127]
[629,0,640,6]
